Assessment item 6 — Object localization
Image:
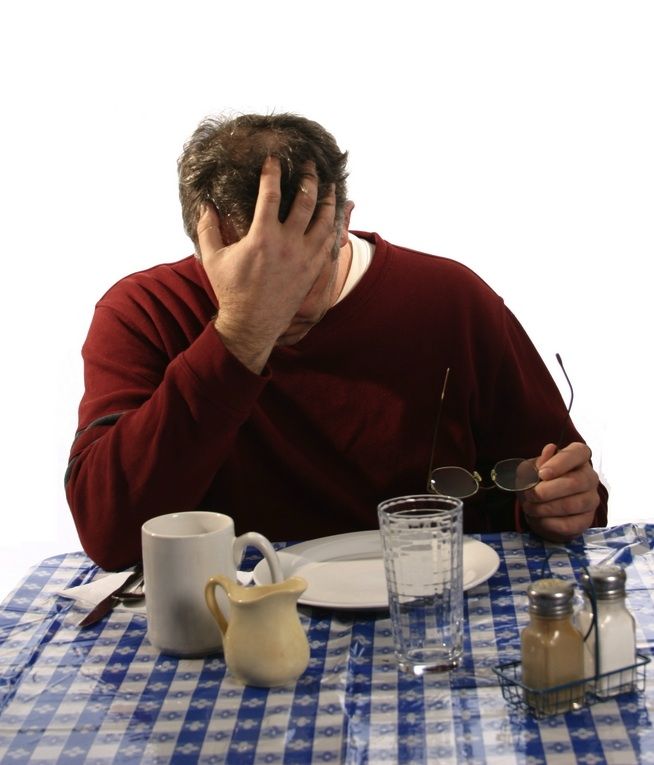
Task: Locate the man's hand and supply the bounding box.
[197,156,338,373]
[520,442,600,541]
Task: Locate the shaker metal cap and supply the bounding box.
[579,564,627,599]
[527,578,576,616]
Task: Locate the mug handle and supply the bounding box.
[233,532,283,583]
[205,575,231,635]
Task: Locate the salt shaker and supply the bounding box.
[576,564,637,697]
[521,578,585,714]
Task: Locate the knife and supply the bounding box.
[77,566,143,628]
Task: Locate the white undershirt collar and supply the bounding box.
[335,234,374,304]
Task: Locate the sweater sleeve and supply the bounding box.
[476,305,608,530]
[65,300,268,570]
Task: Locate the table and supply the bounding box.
[1,525,653,764]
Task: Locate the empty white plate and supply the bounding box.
[253,530,500,609]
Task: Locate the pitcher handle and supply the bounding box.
[205,575,232,635]
[233,531,283,583]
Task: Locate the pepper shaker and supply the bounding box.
[521,578,585,714]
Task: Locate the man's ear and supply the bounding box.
[339,200,355,247]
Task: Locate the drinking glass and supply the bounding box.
[378,495,464,674]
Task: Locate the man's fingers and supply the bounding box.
[250,155,284,230]
[520,445,600,542]
[523,457,599,509]
[250,158,335,245]
[307,182,337,235]
[529,472,597,506]
[535,443,557,471]
[523,507,597,542]
[197,202,226,257]
[523,493,598,524]
[285,161,321,232]
[538,442,591,481]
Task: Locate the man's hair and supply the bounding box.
[178,112,349,251]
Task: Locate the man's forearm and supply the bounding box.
[67,323,265,570]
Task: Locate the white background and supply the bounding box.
[1,1,652,600]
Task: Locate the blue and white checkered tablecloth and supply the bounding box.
[1,526,653,764]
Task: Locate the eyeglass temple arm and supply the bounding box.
[553,352,574,451]
[427,356,572,492]
[426,367,450,492]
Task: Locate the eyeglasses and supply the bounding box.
[427,354,574,499]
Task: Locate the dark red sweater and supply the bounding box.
[66,233,607,569]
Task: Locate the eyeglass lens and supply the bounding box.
[430,468,480,499]
[430,458,540,499]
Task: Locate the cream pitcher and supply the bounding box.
[205,575,310,687]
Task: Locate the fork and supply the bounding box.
[113,578,145,601]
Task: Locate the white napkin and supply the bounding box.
[58,569,254,616]
[57,570,146,615]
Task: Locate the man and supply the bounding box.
[66,113,606,571]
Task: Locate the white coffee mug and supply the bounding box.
[141,511,282,657]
